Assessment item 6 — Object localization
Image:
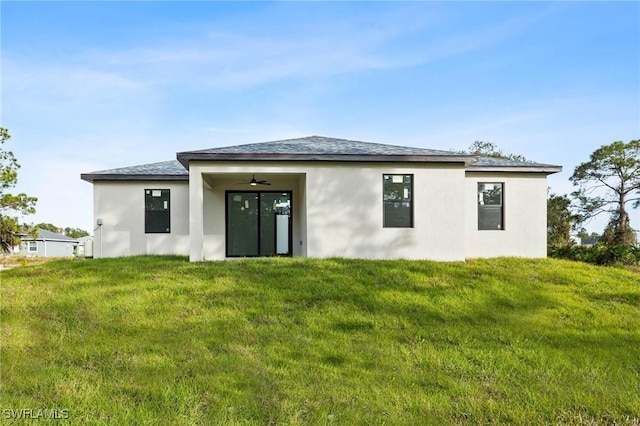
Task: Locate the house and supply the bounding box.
[80,136,561,261]
[580,236,601,247]
[19,229,79,257]
[77,235,94,257]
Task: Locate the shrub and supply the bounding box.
[548,243,640,266]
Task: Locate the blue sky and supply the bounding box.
[2,1,639,235]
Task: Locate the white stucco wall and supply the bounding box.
[188,161,467,261]
[90,165,551,261]
[93,181,189,258]
[305,163,466,261]
[464,172,548,258]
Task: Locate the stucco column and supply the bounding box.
[189,166,204,261]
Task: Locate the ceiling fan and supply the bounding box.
[236,174,271,186]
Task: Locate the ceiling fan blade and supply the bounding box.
[234,175,271,185]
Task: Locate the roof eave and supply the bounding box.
[466,165,563,174]
[21,234,79,242]
[22,238,79,243]
[81,174,190,183]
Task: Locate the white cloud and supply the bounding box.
[3,58,147,108]
[66,4,541,92]
[81,34,394,91]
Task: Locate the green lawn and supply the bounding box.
[1,256,639,425]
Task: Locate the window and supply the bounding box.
[28,241,37,252]
[383,174,413,228]
[145,189,170,233]
[478,183,503,230]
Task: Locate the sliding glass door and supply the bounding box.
[226,192,259,256]
[226,191,292,257]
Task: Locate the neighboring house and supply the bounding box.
[19,229,79,257]
[81,136,562,261]
[77,235,94,257]
[580,236,601,247]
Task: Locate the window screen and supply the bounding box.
[145,189,170,233]
[478,183,503,230]
[383,174,413,228]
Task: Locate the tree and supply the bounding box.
[0,128,37,252]
[36,223,60,233]
[601,211,636,246]
[34,223,90,238]
[64,227,89,239]
[547,193,578,246]
[459,140,529,162]
[576,228,600,241]
[570,140,640,247]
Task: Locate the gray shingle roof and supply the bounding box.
[21,229,79,242]
[177,135,476,165]
[81,160,189,182]
[469,156,561,172]
[80,136,561,182]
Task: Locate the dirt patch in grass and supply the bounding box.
[626,264,640,274]
[0,255,72,270]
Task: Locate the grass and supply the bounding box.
[1,256,639,425]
